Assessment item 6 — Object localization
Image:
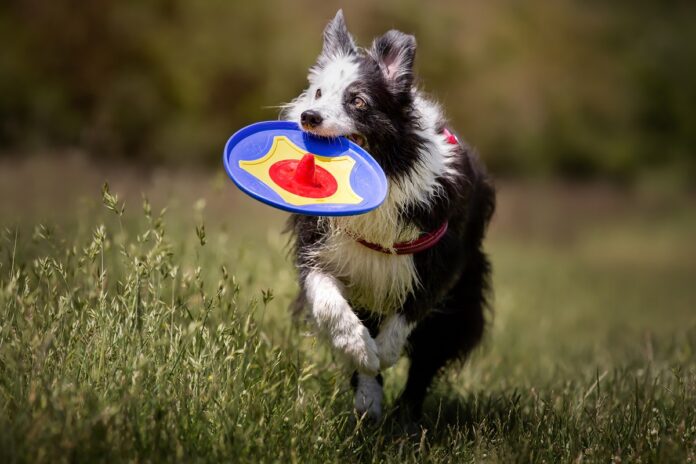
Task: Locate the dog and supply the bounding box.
[282,10,495,422]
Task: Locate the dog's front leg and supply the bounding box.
[304,270,380,376]
[352,314,412,421]
[375,314,413,370]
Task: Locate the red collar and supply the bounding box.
[355,221,448,255]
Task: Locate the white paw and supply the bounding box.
[334,324,380,376]
[354,374,383,421]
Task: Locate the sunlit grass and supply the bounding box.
[1,183,694,462]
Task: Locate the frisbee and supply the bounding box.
[223,121,388,216]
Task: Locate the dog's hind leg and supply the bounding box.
[398,263,489,419]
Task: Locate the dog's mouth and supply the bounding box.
[346,133,367,149]
[302,126,368,149]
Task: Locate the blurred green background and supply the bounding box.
[1,0,695,185]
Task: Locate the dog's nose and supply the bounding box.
[300,110,323,128]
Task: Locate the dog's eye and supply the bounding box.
[352,96,366,109]
[315,88,322,99]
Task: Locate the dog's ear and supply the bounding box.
[319,10,356,62]
[370,30,416,95]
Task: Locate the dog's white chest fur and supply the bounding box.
[316,239,417,314]
[311,191,421,314]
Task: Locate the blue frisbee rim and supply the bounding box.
[222,121,388,216]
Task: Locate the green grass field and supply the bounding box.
[1,159,695,462]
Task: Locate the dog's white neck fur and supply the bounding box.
[302,94,457,313]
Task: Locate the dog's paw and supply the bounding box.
[354,374,383,421]
[334,324,380,376]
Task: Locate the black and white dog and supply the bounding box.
[283,10,495,421]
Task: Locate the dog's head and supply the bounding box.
[283,10,418,156]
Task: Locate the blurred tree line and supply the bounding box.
[1,0,694,185]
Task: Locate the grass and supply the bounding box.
[1,169,695,462]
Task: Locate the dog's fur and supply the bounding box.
[282,10,495,421]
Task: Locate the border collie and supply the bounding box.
[282,10,495,422]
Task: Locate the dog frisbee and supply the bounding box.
[223,121,387,216]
